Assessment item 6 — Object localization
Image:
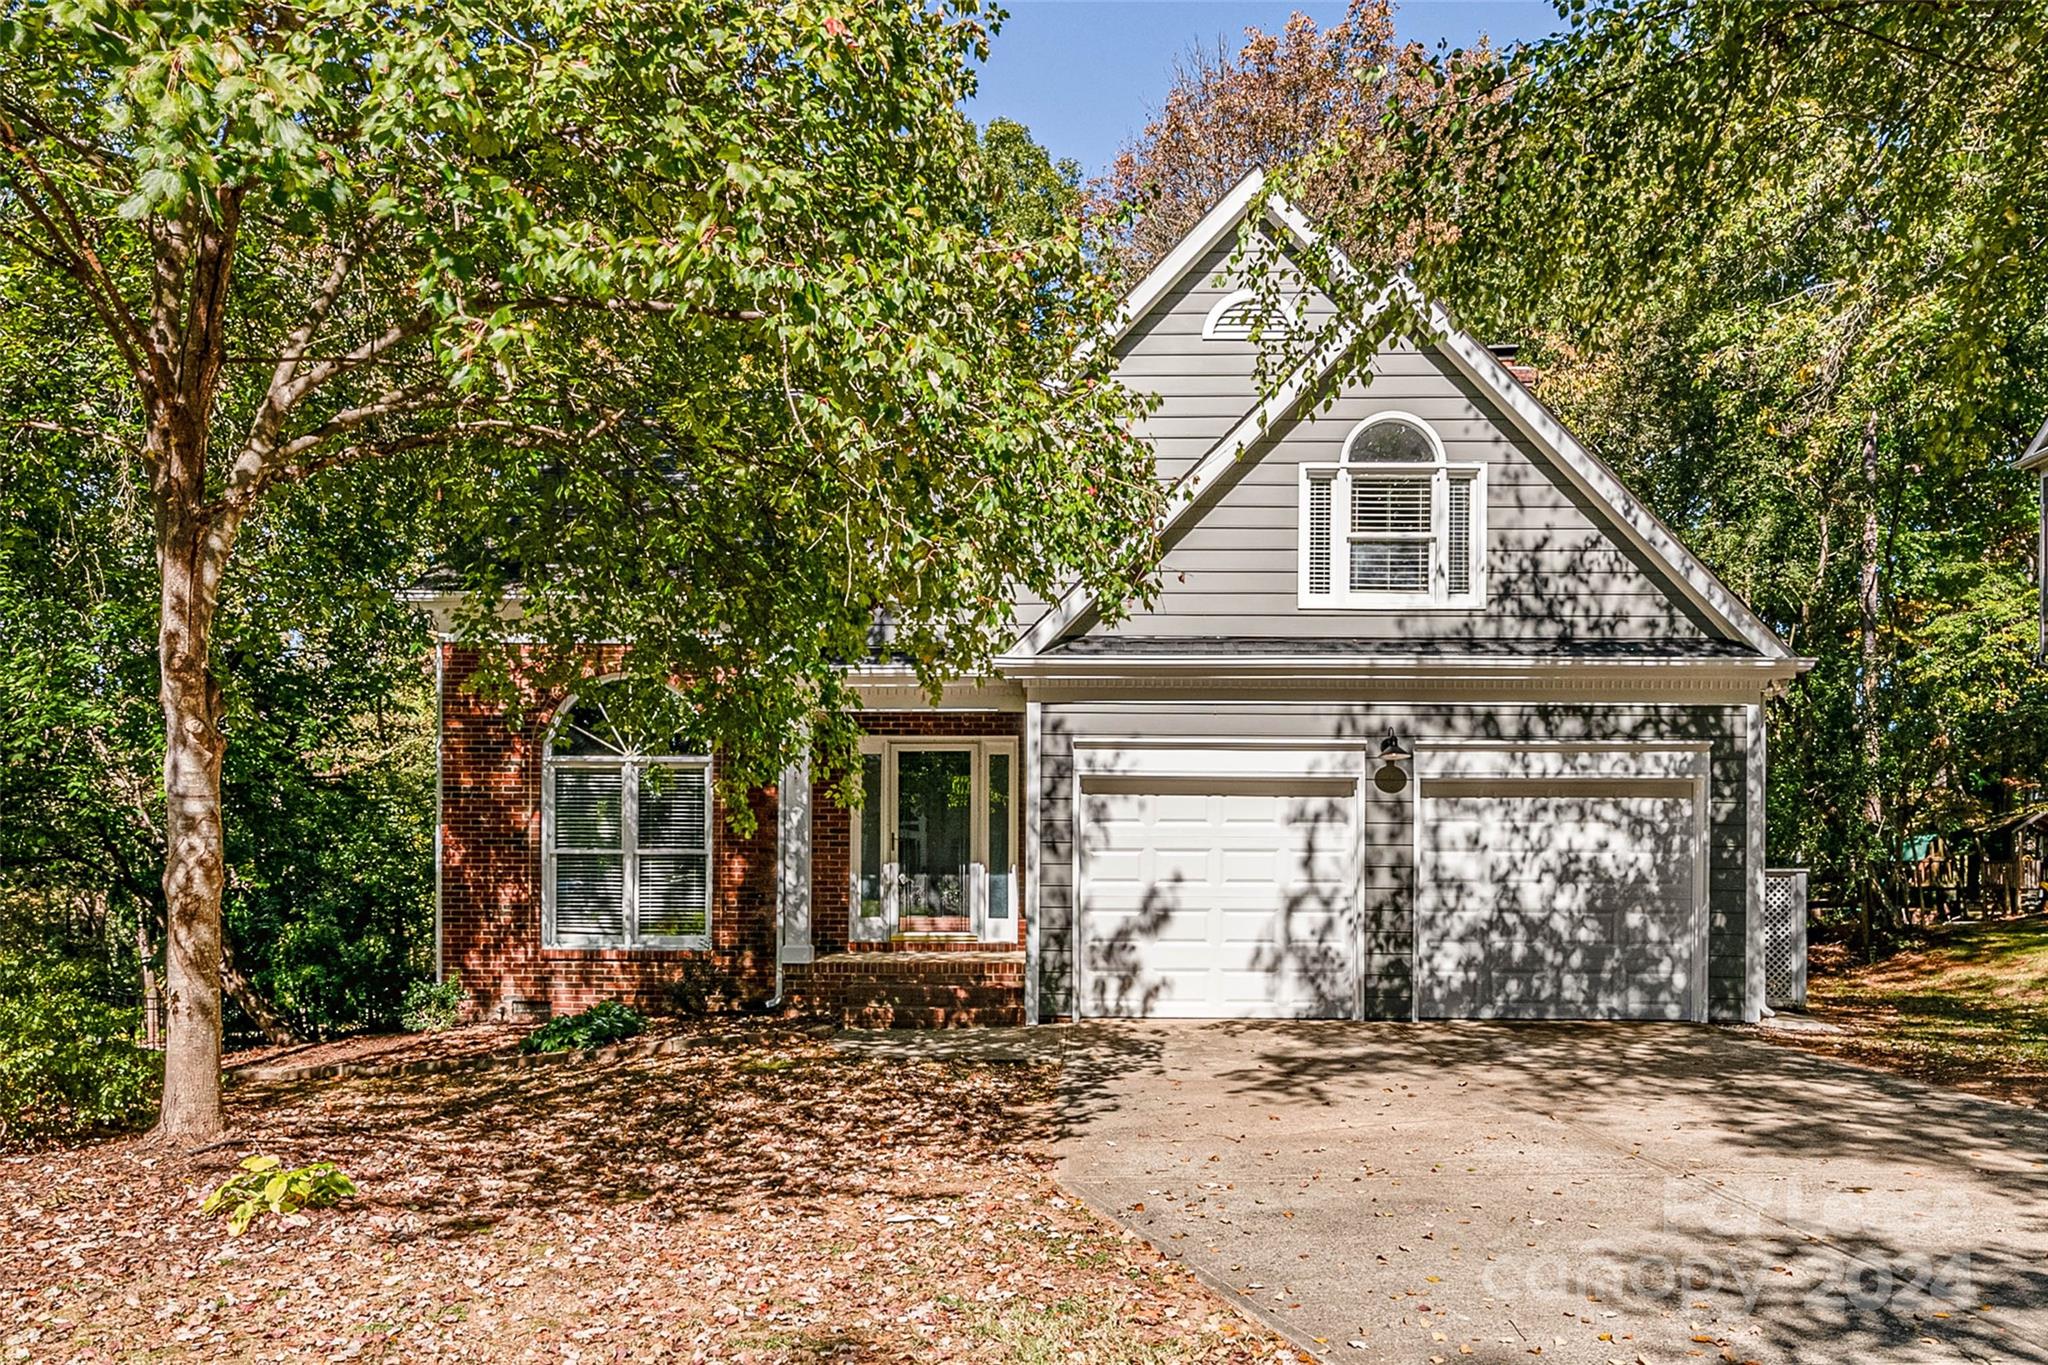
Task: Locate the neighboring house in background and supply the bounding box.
[2025,417,2048,655]
[415,171,1810,1028]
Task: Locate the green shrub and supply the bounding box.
[201,1155,357,1235]
[519,1001,645,1054]
[398,971,465,1032]
[0,944,159,1147]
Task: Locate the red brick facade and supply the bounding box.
[438,646,777,1019]
[439,663,1031,1023]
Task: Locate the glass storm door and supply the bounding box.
[847,741,1017,944]
[894,747,975,924]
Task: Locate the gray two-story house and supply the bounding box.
[426,172,1808,1027]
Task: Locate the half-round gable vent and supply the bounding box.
[1201,289,1294,341]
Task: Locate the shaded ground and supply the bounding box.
[222,1023,539,1076]
[1764,913,2048,1108]
[2,1024,1288,1363]
[1058,1020,2048,1365]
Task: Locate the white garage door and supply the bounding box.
[1077,775,1358,1018]
[1417,753,1705,1021]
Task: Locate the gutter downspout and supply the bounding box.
[433,642,445,984]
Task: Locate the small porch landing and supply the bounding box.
[786,951,1026,1028]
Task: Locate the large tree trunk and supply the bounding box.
[155,472,233,1141]
[146,203,244,1144]
[1856,411,1884,955]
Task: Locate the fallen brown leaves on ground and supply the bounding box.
[2,1024,1292,1363]
[222,1024,541,1076]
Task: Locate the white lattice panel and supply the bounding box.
[1764,869,1808,1008]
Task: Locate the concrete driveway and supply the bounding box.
[1055,1022,2048,1364]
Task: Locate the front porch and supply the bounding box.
[785,951,1026,1028]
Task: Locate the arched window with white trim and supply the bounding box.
[543,684,713,950]
[1298,413,1485,609]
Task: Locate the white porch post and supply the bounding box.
[1745,701,1768,1023]
[1024,699,1042,1025]
[777,757,814,965]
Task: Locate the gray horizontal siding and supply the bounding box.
[1036,700,1749,1024]
[1089,343,1717,644]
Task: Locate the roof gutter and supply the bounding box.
[990,652,1813,684]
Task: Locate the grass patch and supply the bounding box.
[1788,913,2048,1105]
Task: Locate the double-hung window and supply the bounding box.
[1299,413,1484,609]
[544,690,712,950]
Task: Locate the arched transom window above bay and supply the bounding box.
[1299,413,1486,610]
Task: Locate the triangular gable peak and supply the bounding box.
[1011,184,1795,664]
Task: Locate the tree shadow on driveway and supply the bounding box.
[1056,1020,2048,1365]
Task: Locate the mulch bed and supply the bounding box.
[1,1022,1296,1363]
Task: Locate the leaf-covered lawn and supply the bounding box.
[1767,914,2048,1108]
[2,1026,1291,1363]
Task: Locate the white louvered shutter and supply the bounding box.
[1305,476,1334,596]
[553,768,626,941]
[1446,473,1476,598]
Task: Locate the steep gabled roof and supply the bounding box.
[1011,179,1798,665]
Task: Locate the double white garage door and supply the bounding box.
[1075,746,1707,1021]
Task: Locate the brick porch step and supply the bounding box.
[786,951,1026,1028]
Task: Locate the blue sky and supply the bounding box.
[963,1,1562,179]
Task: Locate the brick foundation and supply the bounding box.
[785,952,1027,1027]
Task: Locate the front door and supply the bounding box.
[847,740,1017,944]
[894,746,975,928]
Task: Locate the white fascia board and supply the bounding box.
[396,587,527,641]
[994,652,1809,686]
[2020,416,2048,471]
[1428,327,1795,661]
[1077,168,1269,367]
[844,666,1027,710]
[1261,193,1799,664]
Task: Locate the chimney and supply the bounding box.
[1488,342,1539,387]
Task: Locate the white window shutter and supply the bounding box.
[1447,474,1476,598]
[1306,477,1333,596]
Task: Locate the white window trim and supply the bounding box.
[849,737,1019,942]
[541,694,714,952]
[1298,412,1487,611]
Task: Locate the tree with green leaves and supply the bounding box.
[1,0,1159,1142]
[976,118,1083,241]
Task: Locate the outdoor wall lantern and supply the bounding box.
[1374,729,1413,794]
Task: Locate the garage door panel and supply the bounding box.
[1079,777,1359,1019]
[1428,907,1617,946]
[1419,768,1701,1021]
